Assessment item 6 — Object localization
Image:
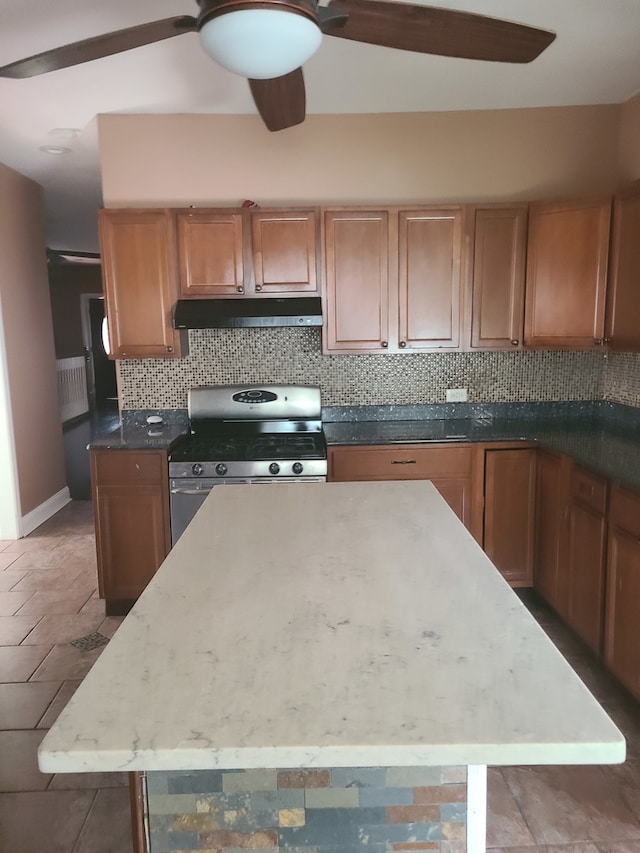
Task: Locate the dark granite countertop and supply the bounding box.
[88,409,188,451]
[323,401,640,494]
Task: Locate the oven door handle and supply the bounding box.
[170,486,215,495]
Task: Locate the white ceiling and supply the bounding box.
[1,0,640,252]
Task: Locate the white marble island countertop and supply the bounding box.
[39,481,624,774]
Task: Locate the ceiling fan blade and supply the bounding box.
[249,69,306,132]
[325,0,555,63]
[0,16,198,79]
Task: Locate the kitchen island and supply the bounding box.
[39,481,624,853]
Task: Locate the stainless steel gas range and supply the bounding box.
[169,385,327,543]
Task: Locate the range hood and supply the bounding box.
[174,297,323,329]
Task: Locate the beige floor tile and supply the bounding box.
[11,567,86,592]
[37,680,81,729]
[0,551,20,570]
[9,550,73,570]
[598,842,640,852]
[0,789,96,853]
[0,681,62,729]
[29,644,103,682]
[487,767,536,848]
[0,644,52,681]
[21,613,105,646]
[73,786,133,853]
[0,729,52,791]
[0,569,27,590]
[0,590,35,616]
[15,588,93,617]
[0,615,42,645]
[503,765,640,845]
[79,595,106,619]
[600,761,640,822]
[489,846,601,852]
[3,536,66,554]
[97,616,125,639]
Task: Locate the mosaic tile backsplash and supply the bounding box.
[146,766,467,853]
[117,328,618,410]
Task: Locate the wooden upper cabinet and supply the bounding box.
[99,209,186,359]
[470,205,528,350]
[605,180,640,351]
[323,206,465,354]
[251,210,318,294]
[177,208,319,298]
[323,210,390,352]
[398,208,465,350]
[177,210,245,297]
[524,197,611,348]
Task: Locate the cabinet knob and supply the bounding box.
[236,286,244,293]
[511,339,519,346]
[381,340,389,348]
[255,284,262,292]
[594,338,603,345]
[399,341,407,348]
[166,346,173,352]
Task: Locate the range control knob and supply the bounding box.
[269,462,280,475]
[192,463,204,476]
[215,463,227,476]
[292,462,304,475]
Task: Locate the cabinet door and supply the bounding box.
[99,209,185,359]
[91,450,170,613]
[524,198,611,348]
[470,205,527,349]
[398,208,464,350]
[177,210,245,297]
[605,180,640,351]
[484,448,537,586]
[566,467,608,654]
[605,486,640,701]
[533,449,570,613]
[323,210,390,352]
[251,210,318,294]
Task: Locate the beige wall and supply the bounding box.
[618,91,640,182]
[99,105,620,208]
[0,163,66,515]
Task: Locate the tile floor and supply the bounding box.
[0,500,639,853]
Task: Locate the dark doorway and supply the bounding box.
[88,297,117,411]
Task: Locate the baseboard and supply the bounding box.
[21,487,71,537]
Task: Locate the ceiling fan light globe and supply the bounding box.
[199,9,321,79]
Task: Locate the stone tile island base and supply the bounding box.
[145,765,487,853]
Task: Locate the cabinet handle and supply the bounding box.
[594,338,603,345]
[399,341,407,348]
[392,459,417,465]
[381,340,389,348]
[511,339,519,346]
[255,284,262,292]
[236,286,244,293]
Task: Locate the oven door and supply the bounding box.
[169,478,249,545]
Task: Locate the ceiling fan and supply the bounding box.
[0,0,555,132]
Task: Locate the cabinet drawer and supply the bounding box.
[610,485,640,538]
[570,466,608,514]
[329,444,472,481]
[91,450,167,485]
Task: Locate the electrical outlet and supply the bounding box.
[446,388,468,403]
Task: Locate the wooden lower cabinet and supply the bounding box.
[533,449,570,613]
[327,444,480,537]
[91,450,171,614]
[605,486,640,701]
[483,447,537,586]
[565,466,608,654]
